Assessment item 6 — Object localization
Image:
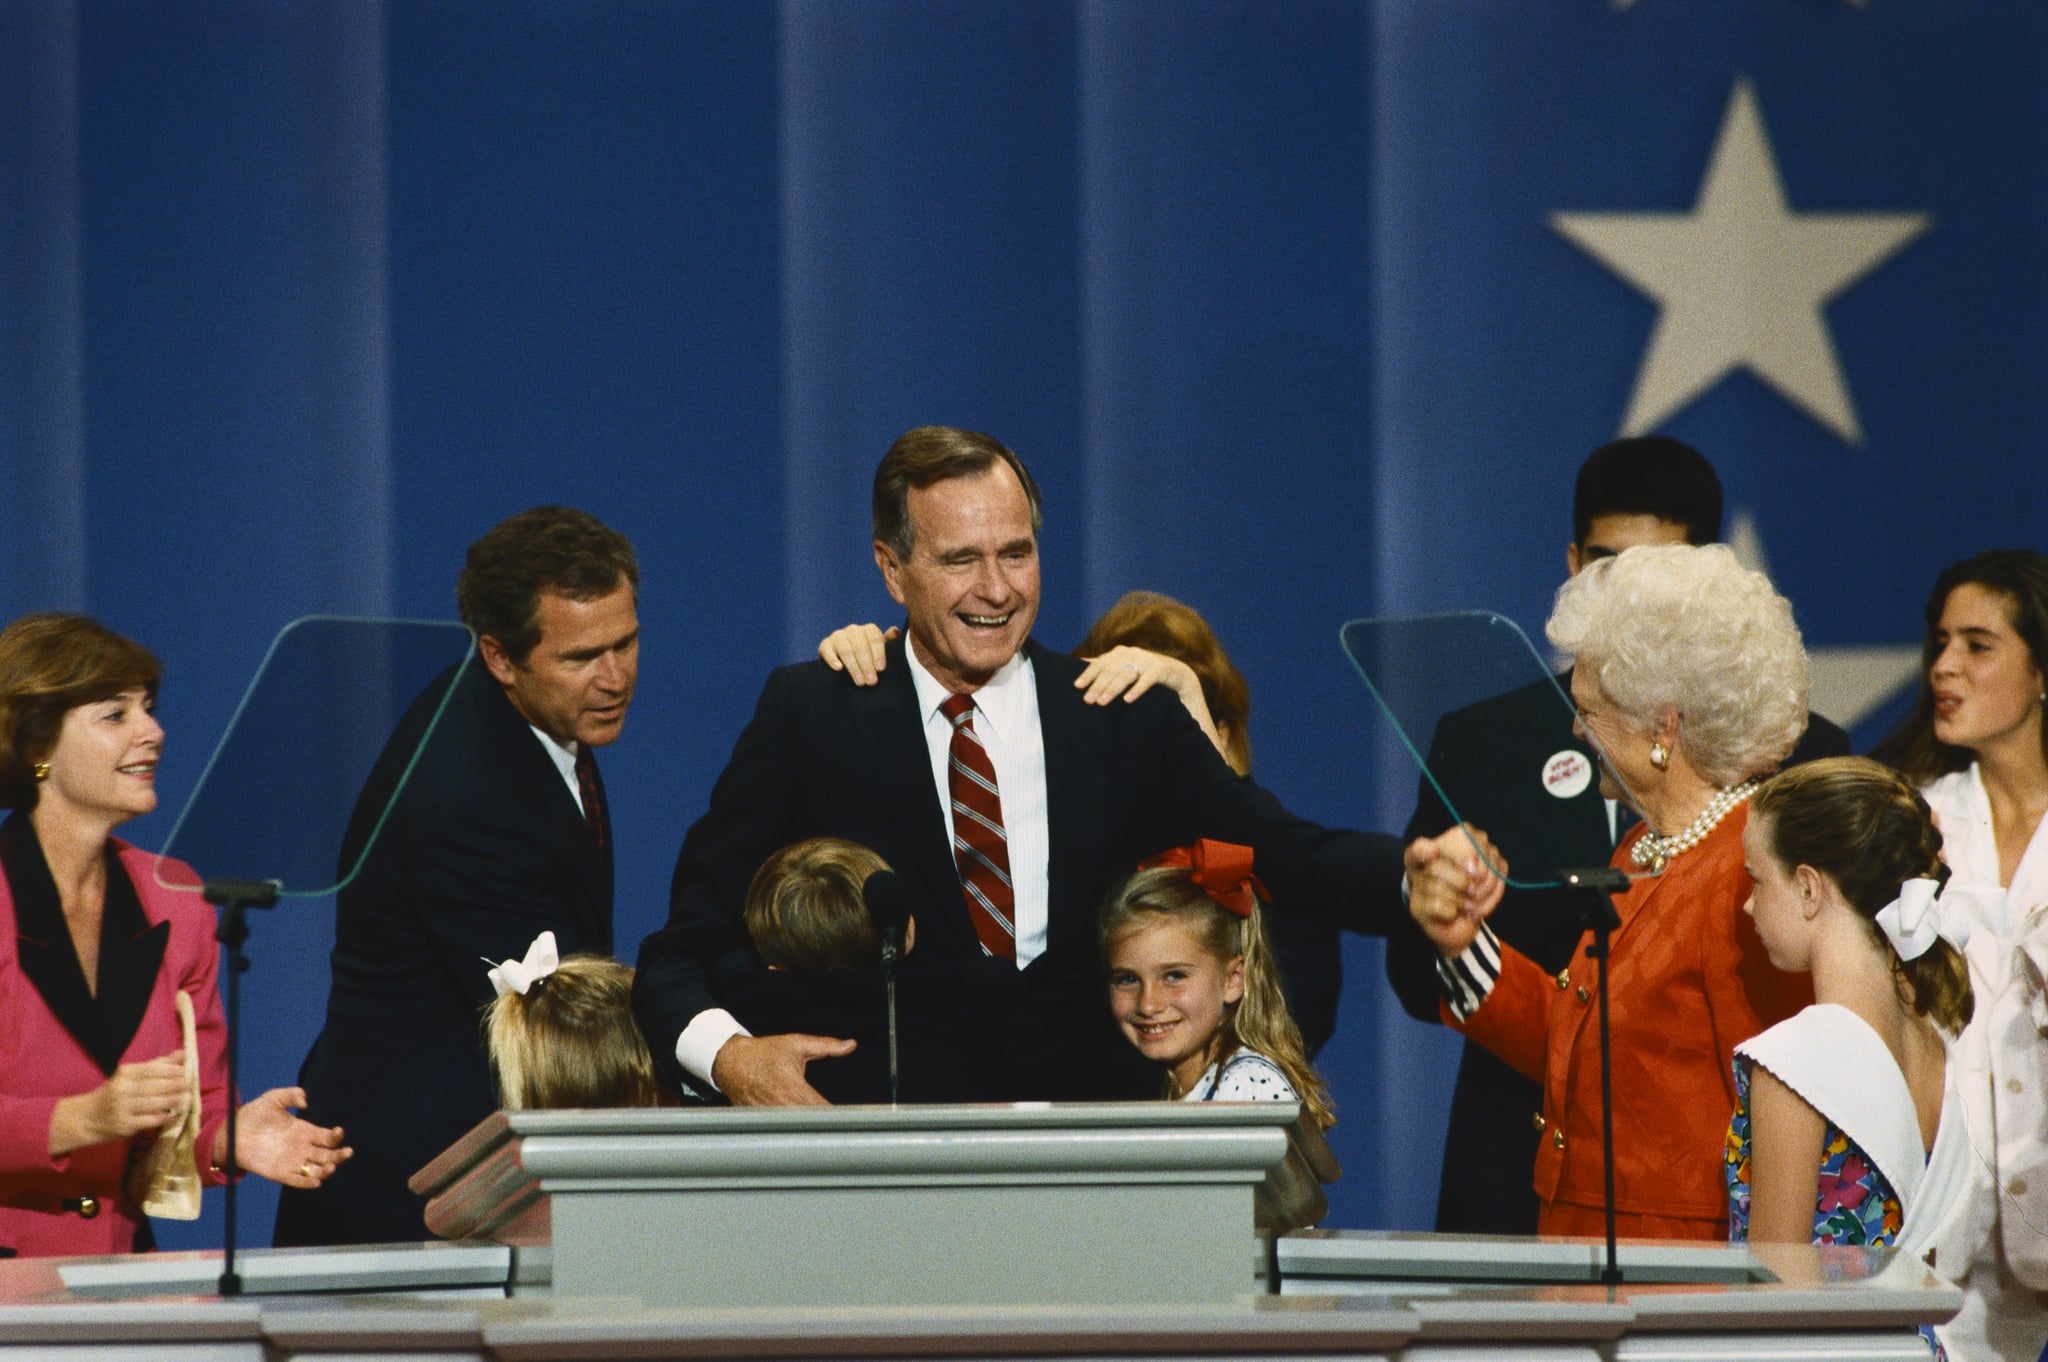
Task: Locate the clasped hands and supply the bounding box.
[1405,824,1508,958]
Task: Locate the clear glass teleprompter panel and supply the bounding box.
[1340,610,1661,891]
[152,617,475,898]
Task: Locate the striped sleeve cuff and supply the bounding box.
[1434,923,1503,1022]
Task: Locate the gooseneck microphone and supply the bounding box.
[863,870,910,1104]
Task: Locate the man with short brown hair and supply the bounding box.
[276,506,640,1246]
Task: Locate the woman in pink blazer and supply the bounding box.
[0,614,349,1257]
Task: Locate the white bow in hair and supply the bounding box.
[486,931,560,998]
[1875,878,1985,961]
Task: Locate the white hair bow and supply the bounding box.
[1875,878,1990,961]
[486,931,560,998]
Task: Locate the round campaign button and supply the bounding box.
[1542,749,1593,799]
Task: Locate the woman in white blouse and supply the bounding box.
[1877,552,2048,918]
[1875,549,2048,1362]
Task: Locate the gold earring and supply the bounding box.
[32,761,50,781]
[1649,742,1669,771]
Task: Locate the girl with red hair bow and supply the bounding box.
[1100,840,1333,1129]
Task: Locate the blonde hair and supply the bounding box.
[484,955,660,1110]
[1099,866,1333,1129]
[744,838,891,972]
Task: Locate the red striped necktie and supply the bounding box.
[940,693,1015,959]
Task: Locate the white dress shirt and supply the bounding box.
[530,725,584,814]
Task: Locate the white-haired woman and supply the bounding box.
[1409,543,1814,1240]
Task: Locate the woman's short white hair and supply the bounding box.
[1546,543,1809,787]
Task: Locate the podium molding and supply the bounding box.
[409,1102,1337,1308]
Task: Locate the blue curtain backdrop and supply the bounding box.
[2,1,2040,1246]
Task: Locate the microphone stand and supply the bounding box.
[879,926,902,1106]
[202,877,281,1298]
[1561,866,1628,1288]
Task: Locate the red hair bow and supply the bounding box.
[1137,839,1267,918]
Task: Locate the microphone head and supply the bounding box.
[863,869,911,941]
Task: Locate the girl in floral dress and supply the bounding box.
[1725,758,1974,1250]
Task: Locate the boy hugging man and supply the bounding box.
[716,838,1016,1104]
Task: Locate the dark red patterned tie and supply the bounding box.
[940,693,1014,959]
[574,745,607,851]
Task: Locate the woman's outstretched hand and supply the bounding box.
[1405,825,1507,958]
[219,1087,351,1189]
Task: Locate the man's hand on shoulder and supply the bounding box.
[710,1032,857,1106]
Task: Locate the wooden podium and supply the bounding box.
[409,1101,1338,1308]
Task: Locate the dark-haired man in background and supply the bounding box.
[276,506,639,1246]
[1383,436,1850,1235]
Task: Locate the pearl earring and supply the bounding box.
[1650,742,1670,771]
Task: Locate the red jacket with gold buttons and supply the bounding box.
[1448,807,1811,1238]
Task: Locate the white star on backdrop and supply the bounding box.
[1728,509,1921,730]
[1552,79,1930,445]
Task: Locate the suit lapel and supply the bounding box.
[92,856,169,1073]
[1030,642,1097,956]
[467,665,614,953]
[1604,866,1658,953]
[1548,669,1625,855]
[1,814,165,1075]
[849,640,971,950]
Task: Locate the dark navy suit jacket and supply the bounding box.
[636,636,1403,1102]
[275,658,612,1246]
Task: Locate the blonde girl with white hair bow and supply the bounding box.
[482,932,662,1111]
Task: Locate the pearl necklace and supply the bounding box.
[1628,778,1761,873]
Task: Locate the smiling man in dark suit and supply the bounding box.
[275,506,639,1245]
[635,425,1492,1106]
[1383,437,1849,1235]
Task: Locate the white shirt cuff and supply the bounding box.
[1434,922,1503,1022]
[676,1009,750,1092]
